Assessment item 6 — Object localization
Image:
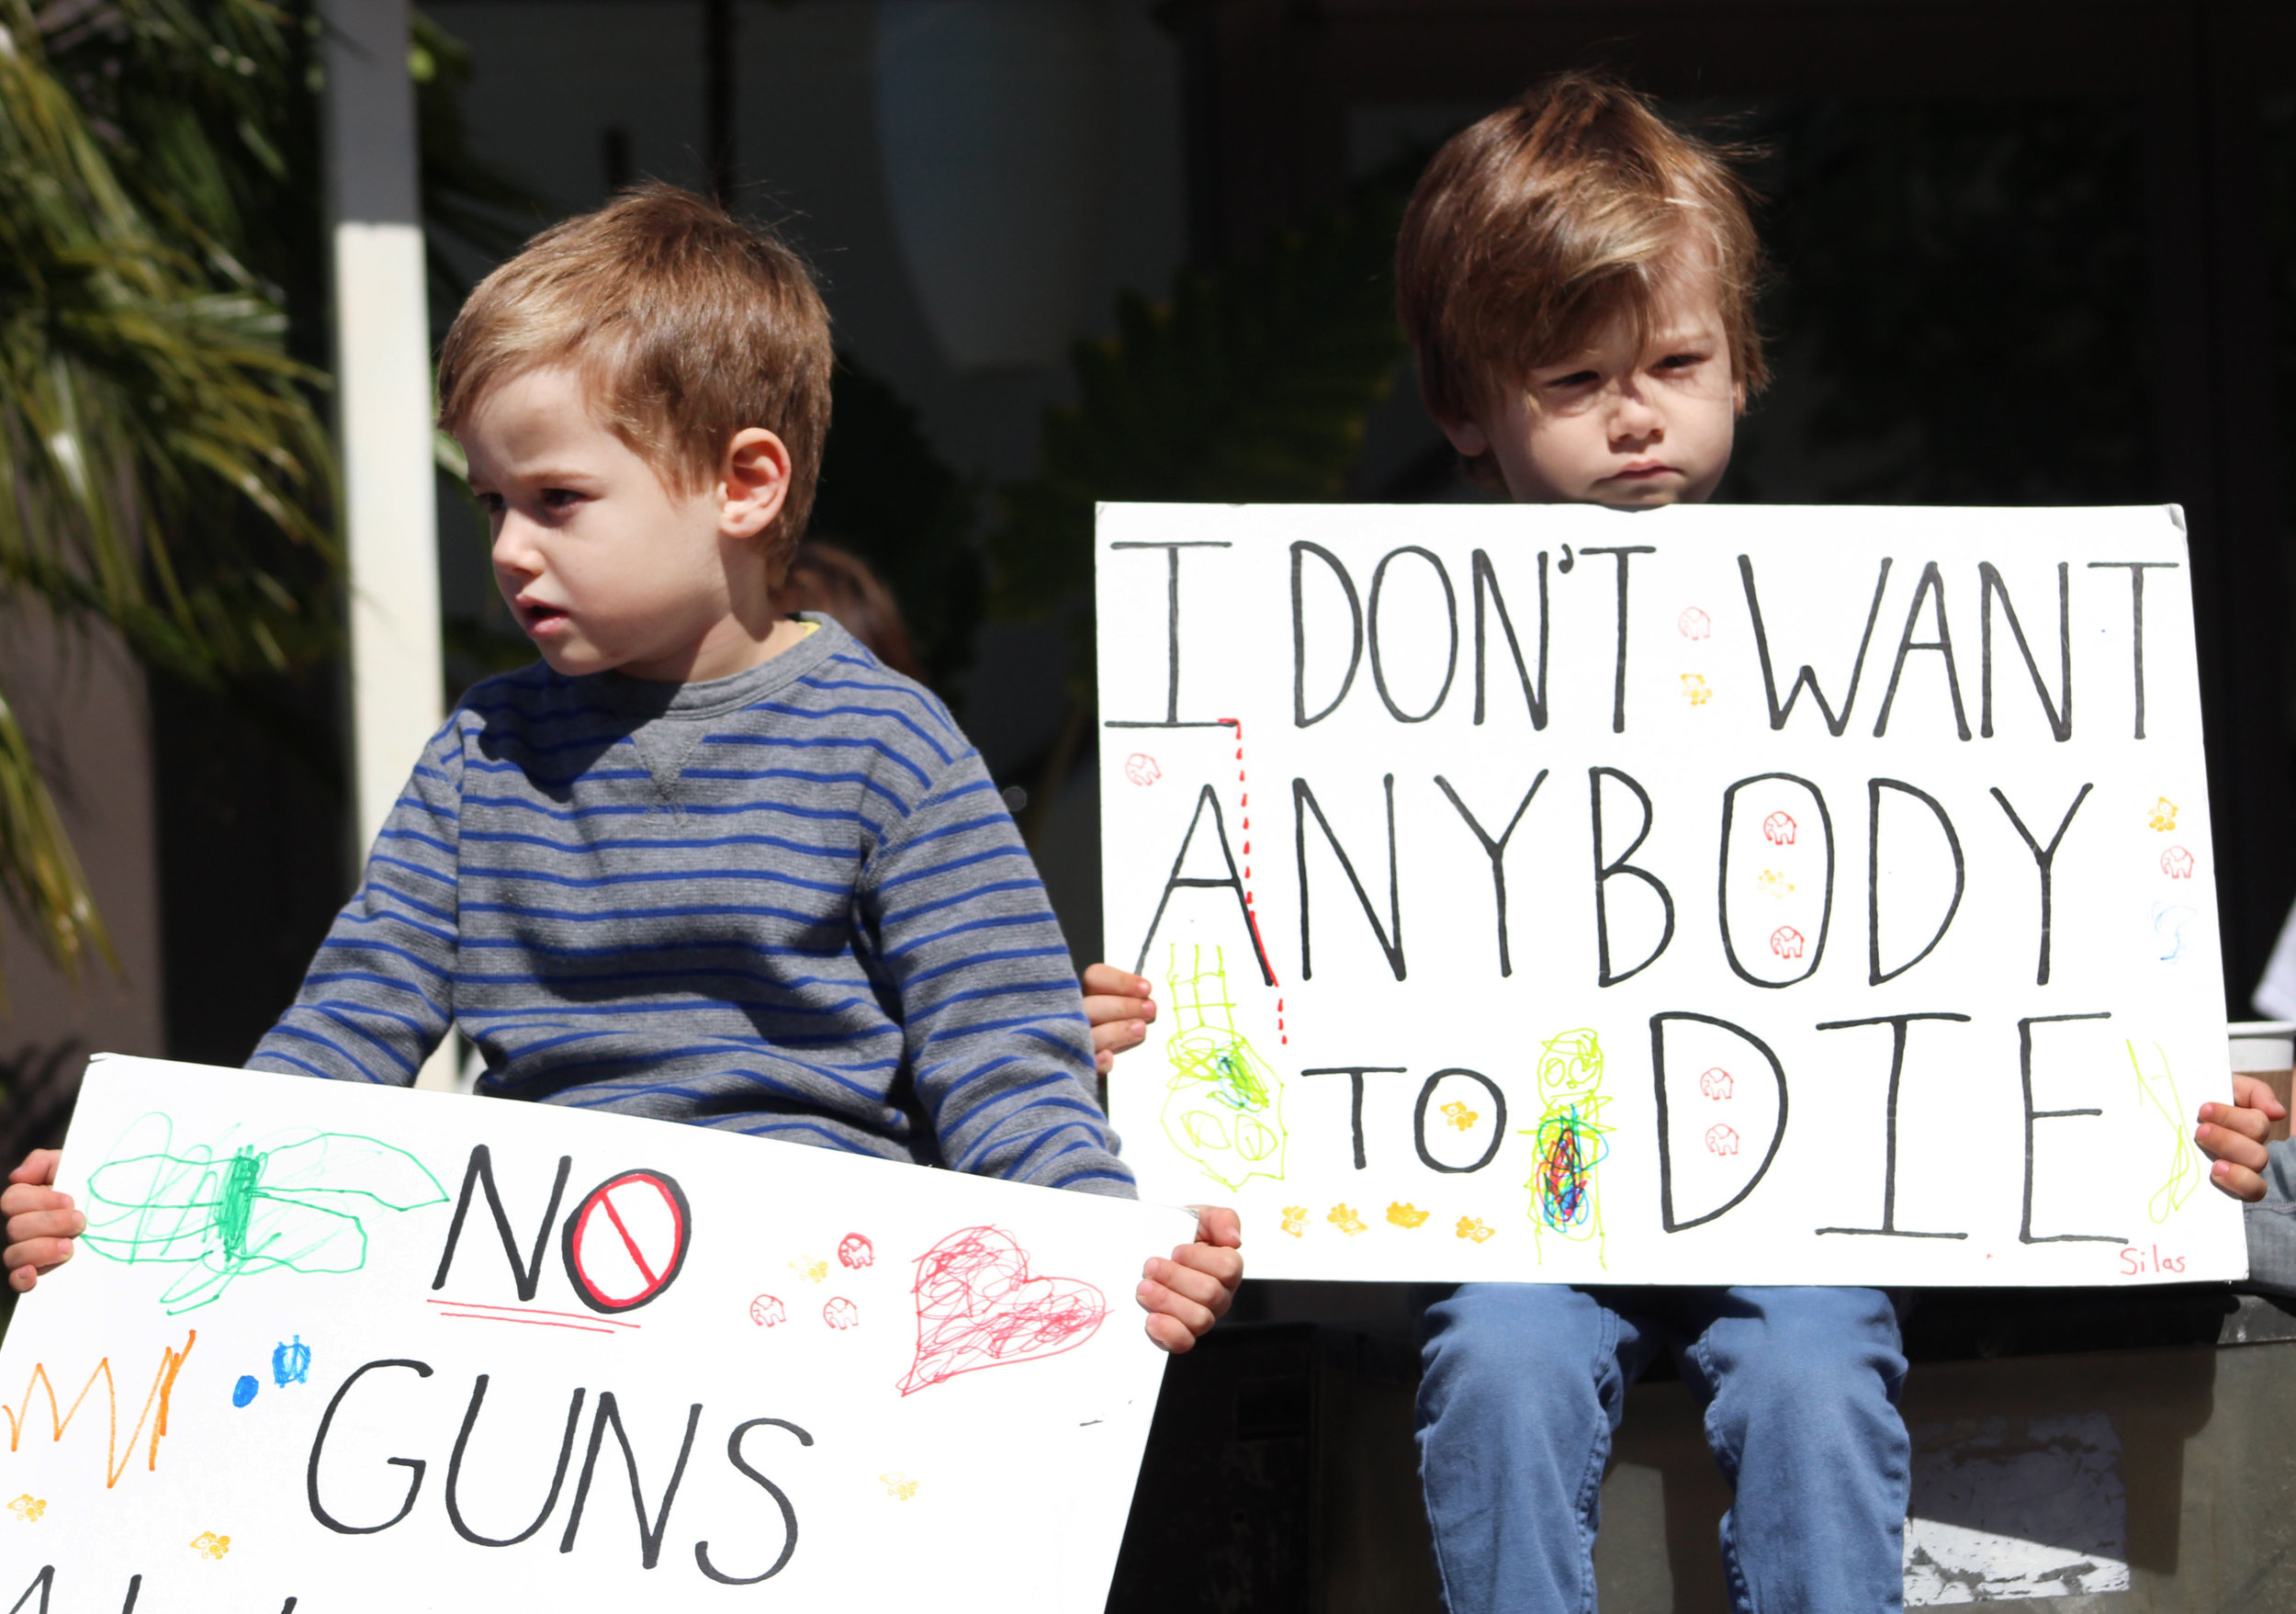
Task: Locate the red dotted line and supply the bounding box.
[1220,717,1285,1045]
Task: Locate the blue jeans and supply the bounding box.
[1416,1283,1909,1614]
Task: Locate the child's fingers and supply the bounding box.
[2,1232,77,1278]
[5,1204,84,1246]
[1142,1313,1199,1354]
[2199,1100,2272,1145]
[2198,1119,2270,1174]
[1163,1240,1244,1292]
[1135,1273,1220,1339]
[2231,1075,2290,1121]
[7,1149,61,1188]
[1080,964,1154,1004]
[1187,1205,1244,1248]
[1143,1254,1235,1313]
[1087,1015,1149,1056]
[2211,1157,2269,1202]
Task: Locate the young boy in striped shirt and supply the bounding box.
[4,185,1243,1355]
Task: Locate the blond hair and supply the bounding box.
[1396,74,1766,477]
[437,184,833,577]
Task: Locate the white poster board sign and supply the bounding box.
[1096,502,2245,1286]
[1,1056,1186,1610]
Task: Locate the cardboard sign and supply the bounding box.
[1096,502,2245,1286]
[0,1057,1187,1610]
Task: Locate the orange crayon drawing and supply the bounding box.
[1386,1202,1430,1229]
[1440,1100,1479,1133]
[6,1495,45,1522]
[189,1531,230,1560]
[1456,1216,1496,1245]
[1327,1204,1368,1236]
[1279,1206,1308,1237]
[3,1332,196,1487]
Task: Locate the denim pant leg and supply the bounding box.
[1679,1286,1910,1614]
[1416,1282,1661,1614]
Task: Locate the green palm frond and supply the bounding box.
[0,0,337,983]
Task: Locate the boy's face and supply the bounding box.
[1444,262,1741,507]
[461,366,792,683]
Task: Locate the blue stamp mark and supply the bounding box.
[231,1374,258,1408]
[273,1335,311,1387]
[2149,902,2198,963]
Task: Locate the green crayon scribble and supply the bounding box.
[1161,943,1287,1191]
[2129,1040,2204,1225]
[84,1115,448,1314]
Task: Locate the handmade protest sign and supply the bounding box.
[1097,502,2245,1286]
[0,1056,1187,1611]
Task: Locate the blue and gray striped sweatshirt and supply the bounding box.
[249,616,1134,1197]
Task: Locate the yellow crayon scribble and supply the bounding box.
[1386,1202,1430,1229]
[1456,1217,1496,1245]
[1279,1205,1308,1237]
[6,1495,45,1522]
[1327,1203,1368,1236]
[1440,1100,1479,1133]
[788,1258,827,1284]
[1757,869,1794,898]
[2,1332,196,1488]
[2129,1040,2204,1223]
[189,1531,230,1560]
[880,1472,919,1500]
[1681,673,1712,706]
[2149,797,2178,831]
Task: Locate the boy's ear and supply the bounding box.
[1438,414,1491,458]
[718,428,793,539]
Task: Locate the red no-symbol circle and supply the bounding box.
[560,1169,692,1314]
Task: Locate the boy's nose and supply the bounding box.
[490,516,543,579]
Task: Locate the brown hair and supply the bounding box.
[771,541,926,683]
[1396,73,1765,471]
[437,183,834,580]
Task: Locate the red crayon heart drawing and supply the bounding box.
[896,1225,1107,1396]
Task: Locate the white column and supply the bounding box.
[322,0,459,1090]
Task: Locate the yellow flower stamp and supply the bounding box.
[1456,1216,1496,1245]
[1681,673,1713,706]
[1279,1205,1308,1237]
[1386,1202,1430,1229]
[880,1473,919,1501]
[1756,869,1794,898]
[190,1532,231,1560]
[6,1495,45,1523]
[1440,1100,1479,1132]
[2149,797,2178,831]
[788,1258,827,1284]
[1327,1203,1368,1236]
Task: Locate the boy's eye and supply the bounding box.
[1655,352,1707,372]
[1545,369,1600,389]
[542,487,585,510]
[471,491,503,515]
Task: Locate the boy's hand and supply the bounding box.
[1138,1205,1242,1353]
[2196,1076,2288,1202]
[3,1150,84,1293]
[1082,962,1156,1076]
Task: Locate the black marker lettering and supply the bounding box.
[1591,767,1674,987]
[433,1147,572,1303]
[1103,541,1233,728]
[6,1567,51,1614]
[1651,1013,1789,1232]
[1471,547,1549,728]
[1300,1067,1409,1168]
[1580,546,1653,732]
[558,1393,702,1569]
[2020,1012,2123,1245]
[1716,774,1834,988]
[2085,559,2178,739]
[445,1374,588,1547]
[1740,555,1892,735]
[1413,1070,1509,1173]
[1874,561,1971,739]
[1814,1014,1971,1238]
[1367,546,1458,722]
[1293,775,1405,980]
[1131,784,1277,984]
[696,1417,813,1585]
[1435,771,1548,976]
[1991,784,2093,987]
[1292,541,1363,728]
[1978,561,2072,740]
[1868,779,1964,986]
[309,1359,433,1535]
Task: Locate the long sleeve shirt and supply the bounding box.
[248,616,1134,1197]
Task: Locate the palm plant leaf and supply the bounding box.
[0,0,337,983]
